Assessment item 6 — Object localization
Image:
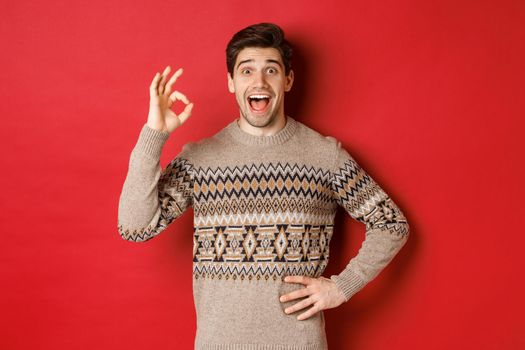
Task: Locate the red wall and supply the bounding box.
[1,0,524,349]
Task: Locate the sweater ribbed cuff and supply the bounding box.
[133,124,170,159]
[330,269,365,302]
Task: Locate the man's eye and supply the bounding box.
[268,68,277,74]
[242,69,251,74]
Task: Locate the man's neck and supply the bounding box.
[236,114,287,137]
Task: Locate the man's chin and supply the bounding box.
[242,110,274,127]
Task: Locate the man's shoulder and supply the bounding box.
[176,121,232,160]
[294,119,341,150]
[179,134,218,156]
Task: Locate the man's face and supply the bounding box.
[227,47,294,128]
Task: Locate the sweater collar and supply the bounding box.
[226,115,298,146]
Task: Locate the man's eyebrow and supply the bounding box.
[237,59,254,68]
[266,59,284,68]
[236,59,284,69]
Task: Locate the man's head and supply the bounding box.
[226,23,293,78]
[226,23,294,128]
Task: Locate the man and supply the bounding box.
[118,22,409,350]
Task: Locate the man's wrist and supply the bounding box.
[330,271,365,302]
[134,123,170,159]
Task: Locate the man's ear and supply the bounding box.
[284,69,294,92]
[227,72,235,93]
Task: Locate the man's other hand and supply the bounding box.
[279,275,346,321]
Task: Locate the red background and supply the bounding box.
[1,0,524,349]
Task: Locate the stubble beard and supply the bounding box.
[241,110,275,128]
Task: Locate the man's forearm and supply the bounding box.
[329,200,410,301]
[117,124,171,242]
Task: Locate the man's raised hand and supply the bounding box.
[147,65,194,133]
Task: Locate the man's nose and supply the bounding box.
[252,71,268,87]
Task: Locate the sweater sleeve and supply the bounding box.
[117,124,194,242]
[328,139,410,302]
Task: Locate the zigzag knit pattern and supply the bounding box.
[331,156,409,234]
[117,116,409,350]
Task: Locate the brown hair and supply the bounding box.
[226,22,293,77]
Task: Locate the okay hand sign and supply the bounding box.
[147,65,194,134]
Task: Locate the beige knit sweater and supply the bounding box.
[117,115,409,350]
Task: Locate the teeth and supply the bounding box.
[249,94,270,99]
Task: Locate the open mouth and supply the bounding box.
[247,94,271,114]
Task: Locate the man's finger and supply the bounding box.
[174,90,190,104]
[168,90,190,105]
[164,68,183,96]
[177,103,194,125]
[149,72,161,97]
[280,287,310,302]
[284,275,310,285]
[158,65,171,95]
[284,296,314,315]
[297,304,319,321]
